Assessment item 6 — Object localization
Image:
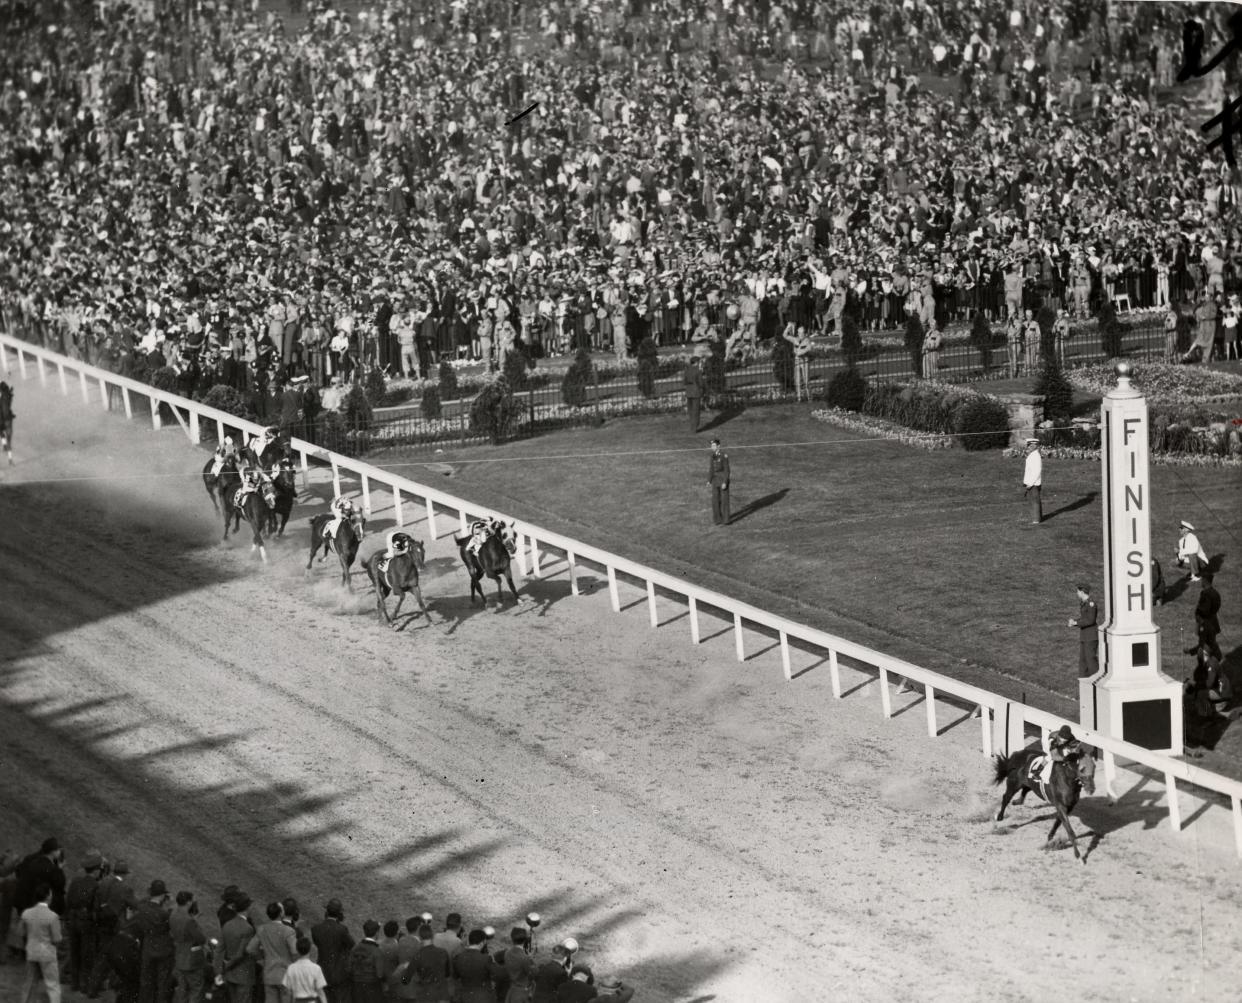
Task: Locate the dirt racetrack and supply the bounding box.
[3,369,1242,1002]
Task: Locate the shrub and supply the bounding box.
[560,349,594,408]
[201,383,251,419]
[420,384,443,420]
[1036,305,1057,362]
[904,314,924,376]
[469,375,524,444]
[840,313,862,367]
[771,336,795,391]
[825,367,867,411]
[363,366,387,407]
[702,340,727,403]
[969,311,994,373]
[1034,357,1075,424]
[1098,301,1125,358]
[502,348,533,391]
[315,411,347,452]
[636,336,659,398]
[954,396,1011,450]
[1176,313,1196,355]
[376,385,414,407]
[301,386,322,427]
[150,365,179,393]
[342,385,373,432]
[438,359,459,399]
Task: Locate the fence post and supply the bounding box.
[361,473,371,514]
[646,580,657,627]
[925,684,937,737]
[122,387,133,419]
[38,356,47,386]
[779,631,791,681]
[152,396,163,430]
[17,349,27,379]
[331,455,341,498]
[393,486,404,527]
[217,419,225,443]
[58,362,67,395]
[1232,796,1242,859]
[607,566,619,612]
[459,509,469,535]
[190,410,200,443]
[78,370,90,405]
[733,612,745,662]
[515,532,529,576]
[688,595,700,644]
[530,537,542,577]
[99,376,109,411]
[567,551,578,595]
[1165,773,1183,834]
[879,666,893,718]
[426,498,438,539]
[828,648,842,698]
[300,449,309,489]
[979,705,992,758]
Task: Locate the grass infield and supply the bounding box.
[381,400,1242,776]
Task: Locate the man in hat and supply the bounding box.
[1022,438,1042,524]
[594,974,636,1001]
[1192,572,1223,661]
[707,437,731,526]
[310,899,355,1003]
[64,851,105,992]
[134,879,175,1003]
[249,901,298,1003]
[683,354,704,432]
[1067,585,1099,677]
[88,859,136,994]
[218,893,257,1003]
[14,838,66,917]
[1177,520,1208,580]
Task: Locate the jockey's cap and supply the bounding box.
[224,436,234,447]
[1056,724,1073,740]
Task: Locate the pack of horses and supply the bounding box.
[201,441,522,628]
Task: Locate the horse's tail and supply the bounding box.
[992,752,1019,786]
[452,534,468,547]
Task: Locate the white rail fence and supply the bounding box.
[5,332,1242,859]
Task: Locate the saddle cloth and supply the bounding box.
[1027,755,1048,783]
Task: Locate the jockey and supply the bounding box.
[237,466,263,505]
[210,436,236,477]
[465,519,494,558]
[380,531,411,563]
[323,495,355,539]
[1039,724,1081,784]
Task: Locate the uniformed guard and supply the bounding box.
[707,437,731,526]
[1067,584,1099,677]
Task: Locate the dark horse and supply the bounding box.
[267,459,297,536]
[454,519,521,606]
[993,745,1097,863]
[202,452,238,515]
[221,473,278,563]
[307,510,368,589]
[363,534,433,628]
[0,380,14,465]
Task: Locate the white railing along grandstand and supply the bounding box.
[4,332,1242,860]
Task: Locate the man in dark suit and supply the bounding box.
[451,930,502,1003]
[132,879,175,1003]
[311,898,356,1003]
[707,437,731,526]
[14,838,66,916]
[396,924,449,1003]
[683,355,704,432]
[64,851,104,992]
[1194,573,1222,660]
[348,919,384,1003]
[218,893,257,1003]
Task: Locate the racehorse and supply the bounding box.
[363,533,433,628]
[233,477,278,563]
[0,380,14,465]
[202,454,238,515]
[454,520,521,606]
[267,459,297,536]
[307,509,368,589]
[993,745,1097,863]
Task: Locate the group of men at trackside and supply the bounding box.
[2,839,636,1002]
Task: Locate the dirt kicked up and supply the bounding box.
[1,371,1241,1003]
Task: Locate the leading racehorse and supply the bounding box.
[364,533,434,628]
[203,454,238,515]
[993,745,1097,863]
[307,510,368,589]
[235,477,278,563]
[454,520,521,606]
[0,381,14,465]
[268,459,297,536]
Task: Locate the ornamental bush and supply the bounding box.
[150,365,179,394]
[420,384,443,420]
[954,396,1011,450]
[969,311,994,373]
[825,367,867,411]
[469,374,524,444]
[702,340,727,403]
[342,385,373,432]
[904,314,925,376]
[1036,305,1057,362]
[840,313,863,367]
[561,348,595,408]
[636,336,659,398]
[502,348,534,391]
[201,383,252,419]
[363,366,387,407]
[1033,356,1075,424]
[1098,301,1125,358]
[438,359,459,399]
[771,335,795,391]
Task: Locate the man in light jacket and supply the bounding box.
[20,882,63,1003]
[1022,438,1042,525]
[249,902,299,1003]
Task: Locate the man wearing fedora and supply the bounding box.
[1067,584,1099,677]
[134,879,175,1003]
[1022,437,1042,524]
[64,850,105,993]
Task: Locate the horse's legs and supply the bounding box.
[337,545,351,590]
[995,777,1021,822]
[411,585,431,622]
[389,592,406,626]
[374,577,391,624]
[502,569,520,601]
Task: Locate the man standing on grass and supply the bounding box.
[1067,584,1099,677]
[683,354,704,432]
[1192,573,1222,661]
[1177,520,1208,580]
[19,882,62,1003]
[1022,437,1042,524]
[707,437,731,526]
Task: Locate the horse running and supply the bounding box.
[202,454,238,515]
[0,381,14,465]
[993,745,1097,863]
[307,510,368,589]
[454,520,521,606]
[235,479,278,563]
[364,534,433,628]
[268,459,297,536]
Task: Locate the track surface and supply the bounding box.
[2,369,1242,1002]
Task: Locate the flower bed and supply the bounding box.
[1067,362,1242,403]
[810,407,955,451]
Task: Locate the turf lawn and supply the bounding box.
[377,394,1242,775]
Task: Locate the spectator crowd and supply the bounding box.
[3,0,1242,400]
[2,837,634,1002]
